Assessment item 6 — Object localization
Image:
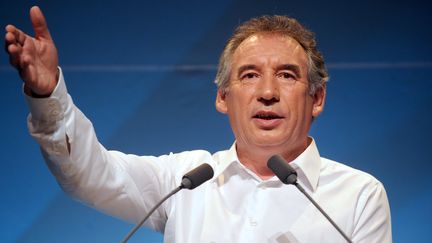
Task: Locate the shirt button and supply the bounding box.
[48,100,56,107]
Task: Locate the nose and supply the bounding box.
[257,74,280,106]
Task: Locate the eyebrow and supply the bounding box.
[237,64,258,77]
[236,64,302,78]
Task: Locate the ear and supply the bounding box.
[312,86,326,118]
[215,89,228,114]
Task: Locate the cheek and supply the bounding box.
[225,96,245,122]
[299,97,315,127]
[227,88,254,110]
[284,90,314,123]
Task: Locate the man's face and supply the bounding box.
[216,33,325,156]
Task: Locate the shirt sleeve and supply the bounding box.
[352,180,392,243]
[24,68,172,232]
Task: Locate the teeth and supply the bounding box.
[256,114,278,119]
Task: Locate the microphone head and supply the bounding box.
[267,155,298,185]
[181,163,214,189]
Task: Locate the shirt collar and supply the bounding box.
[211,142,239,179]
[211,138,322,192]
[289,138,322,192]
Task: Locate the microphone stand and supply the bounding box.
[120,163,214,242]
[121,185,183,243]
[267,155,353,243]
[293,182,353,243]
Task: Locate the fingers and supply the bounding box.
[7,46,22,68]
[8,43,34,70]
[5,29,17,52]
[5,27,38,80]
[5,29,20,67]
[29,6,52,40]
[5,25,26,46]
[5,25,27,68]
[14,26,27,45]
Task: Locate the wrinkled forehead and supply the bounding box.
[230,33,309,70]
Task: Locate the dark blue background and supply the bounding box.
[1,0,431,242]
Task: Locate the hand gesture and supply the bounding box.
[5,6,59,96]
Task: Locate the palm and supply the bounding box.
[21,31,58,94]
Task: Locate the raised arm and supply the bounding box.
[5,6,58,97]
[4,7,175,231]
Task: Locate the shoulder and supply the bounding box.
[319,157,385,195]
[318,157,390,222]
[319,159,392,240]
[321,157,381,182]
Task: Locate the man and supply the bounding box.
[5,6,391,243]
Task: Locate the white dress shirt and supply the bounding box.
[25,69,392,243]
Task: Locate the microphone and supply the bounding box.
[121,163,214,243]
[181,163,214,189]
[267,155,353,243]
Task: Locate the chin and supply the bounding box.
[254,131,290,143]
[251,137,289,149]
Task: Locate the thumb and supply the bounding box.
[29,6,52,40]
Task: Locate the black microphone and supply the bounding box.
[121,163,214,243]
[181,163,214,189]
[267,155,353,243]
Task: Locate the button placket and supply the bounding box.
[246,184,261,228]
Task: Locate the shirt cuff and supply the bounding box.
[24,67,69,123]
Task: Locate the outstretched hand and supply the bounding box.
[5,6,58,96]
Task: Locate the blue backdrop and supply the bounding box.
[1,0,431,242]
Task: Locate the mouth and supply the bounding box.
[252,111,284,120]
[252,111,284,129]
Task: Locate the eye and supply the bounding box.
[240,72,259,81]
[277,72,294,79]
[277,71,297,84]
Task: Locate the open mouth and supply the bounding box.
[253,111,283,120]
[252,111,284,129]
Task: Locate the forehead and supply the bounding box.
[231,33,308,69]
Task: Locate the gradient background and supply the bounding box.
[1,0,431,242]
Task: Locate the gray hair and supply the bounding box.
[214,15,329,96]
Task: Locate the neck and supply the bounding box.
[236,138,311,180]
